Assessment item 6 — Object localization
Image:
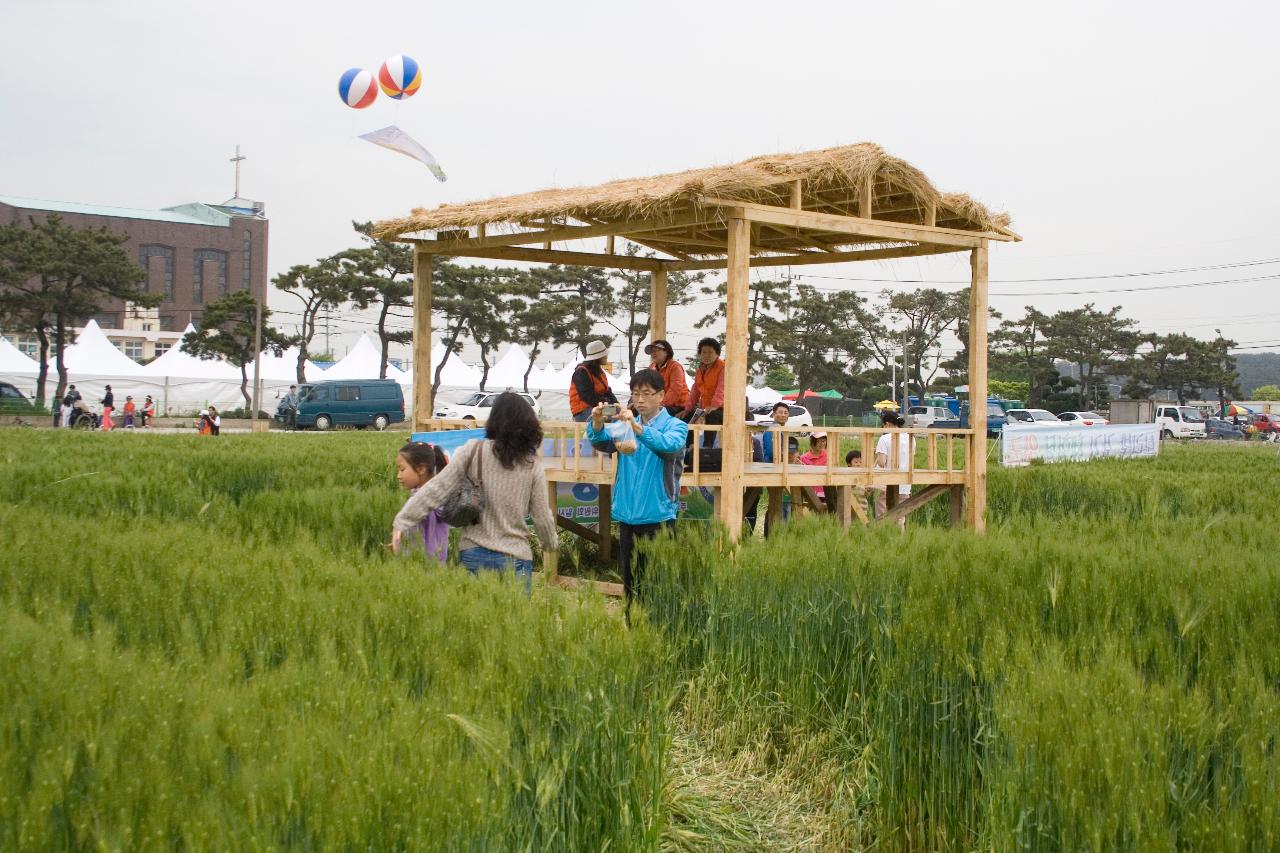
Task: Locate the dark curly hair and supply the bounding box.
[485,392,543,469]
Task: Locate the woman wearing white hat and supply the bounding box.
[569,340,619,422]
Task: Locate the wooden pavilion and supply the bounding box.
[374,143,1018,544]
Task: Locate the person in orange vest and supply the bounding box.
[122,395,137,428]
[569,340,618,422]
[141,395,156,428]
[680,337,725,447]
[643,339,689,416]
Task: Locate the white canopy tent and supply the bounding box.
[320,334,405,382]
[0,334,39,373]
[62,319,147,377]
[143,325,240,379]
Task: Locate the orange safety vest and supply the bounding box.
[653,358,689,409]
[569,363,613,415]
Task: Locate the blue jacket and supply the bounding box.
[587,409,688,525]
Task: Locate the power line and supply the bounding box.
[799,272,1280,298]
[794,256,1280,286]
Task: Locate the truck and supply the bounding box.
[928,400,1009,438]
[1108,399,1205,439]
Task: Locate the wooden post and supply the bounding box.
[719,215,750,538]
[650,268,668,343]
[598,484,613,562]
[949,484,965,527]
[412,250,433,430]
[790,179,803,210]
[967,241,989,532]
[546,480,560,582]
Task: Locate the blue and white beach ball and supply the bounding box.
[338,68,378,109]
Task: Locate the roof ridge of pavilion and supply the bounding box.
[373,142,1016,251]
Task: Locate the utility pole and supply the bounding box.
[901,330,910,415]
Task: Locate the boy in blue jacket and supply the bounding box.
[586,368,688,618]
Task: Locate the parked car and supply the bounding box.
[1005,408,1070,427]
[1204,417,1245,440]
[750,402,814,429]
[1155,404,1206,439]
[908,405,952,427]
[291,379,405,431]
[435,390,541,422]
[0,381,32,414]
[1057,410,1109,426]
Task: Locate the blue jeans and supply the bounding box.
[459,547,533,594]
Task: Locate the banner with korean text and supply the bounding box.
[1001,424,1160,467]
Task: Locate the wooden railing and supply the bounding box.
[414,418,974,487]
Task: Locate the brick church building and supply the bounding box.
[0,194,269,335]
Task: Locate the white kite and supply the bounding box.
[358,125,447,182]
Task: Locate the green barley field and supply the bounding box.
[1,430,1277,850]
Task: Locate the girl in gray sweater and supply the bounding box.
[392,392,557,591]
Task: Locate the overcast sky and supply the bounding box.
[3,0,1277,366]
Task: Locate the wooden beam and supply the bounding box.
[412,250,432,430]
[650,268,668,343]
[699,197,1015,246]
[452,246,668,272]
[949,484,964,526]
[718,216,750,540]
[790,179,803,210]
[668,243,966,272]
[860,180,874,218]
[412,210,716,252]
[967,241,989,533]
[876,484,949,525]
[924,201,937,227]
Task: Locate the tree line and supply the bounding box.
[1,214,1247,413]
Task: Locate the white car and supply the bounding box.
[1058,411,1109,426]
[435,391,541,422]
[1004,408,1072,427]
[908,405,953,427]
[751,403,814,429]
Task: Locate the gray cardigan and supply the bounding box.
[393,439,557,561]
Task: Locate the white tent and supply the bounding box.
[318,334,405,381]
[0,334,38,373]
[143,324,240,379]
[62,319,147,376]
[259,345,325,382]
[747,385,784,407]
[417,344,483,388]
[485,344,539,390]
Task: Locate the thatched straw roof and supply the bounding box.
[374,143,1015,258]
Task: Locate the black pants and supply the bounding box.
[619,519,676,618]
[680,408,723,448]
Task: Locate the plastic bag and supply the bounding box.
[606,419,638,455]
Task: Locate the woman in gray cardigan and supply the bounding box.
[392,392,557,591]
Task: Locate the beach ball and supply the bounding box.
[378,54,422,100]
[338,68,378,109]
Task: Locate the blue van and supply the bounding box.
[292,379,405,431]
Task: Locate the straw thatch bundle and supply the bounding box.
[374,143,1014,251]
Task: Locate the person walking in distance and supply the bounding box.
[60,384,81,428]
[587,368,688,622]
[100,385,115,431]
[281,384,300,430]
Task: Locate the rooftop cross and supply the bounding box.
[229,145,246,198]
